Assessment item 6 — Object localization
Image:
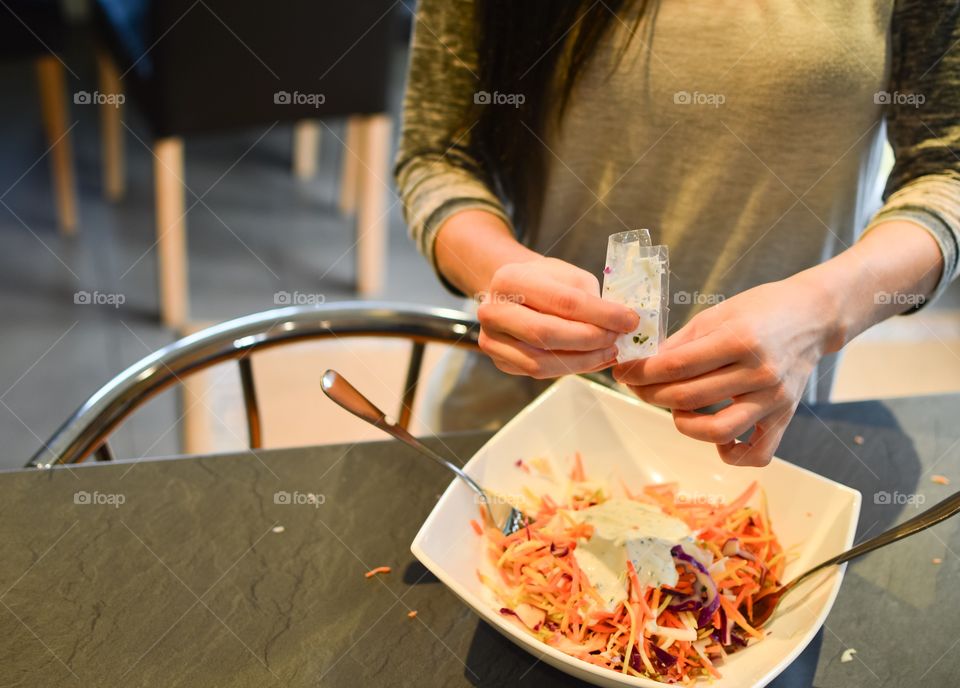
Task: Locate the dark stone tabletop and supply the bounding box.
[1,394,958,687]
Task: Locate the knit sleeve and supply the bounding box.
[393,0,512,295]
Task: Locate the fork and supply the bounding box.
[320,369,526,535]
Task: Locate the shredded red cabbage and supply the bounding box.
[651,643,678,668]
[629,645,679,675]
[723,537,771,588]
[671,544,720,627]
[719,607,732,646]
[628,647,643,673]
[666,598,701,613]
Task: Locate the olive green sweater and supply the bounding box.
[395,0,960,420]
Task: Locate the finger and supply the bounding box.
[660,318,702,352]
[614,330,741,386]
[489,358,526,376]
[478,302,618,351]
[478,330,537,375]
[496,270,638,333]
[563,264,602,296]
[670,386,786,444]
[629,363,769,411]
[479,329,618,379]
[717,405,794,468]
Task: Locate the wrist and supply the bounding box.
[792,263,852,355]
[435,209,540,296]
[477,244,542,294]
[799,220,945,354]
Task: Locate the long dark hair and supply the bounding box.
[465,1,647,238]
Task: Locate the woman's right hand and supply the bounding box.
[476,257,639,378]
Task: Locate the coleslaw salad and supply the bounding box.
[472,454,788,684]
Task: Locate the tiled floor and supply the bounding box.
[2,24,959,471]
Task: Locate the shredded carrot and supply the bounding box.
[570,452,586,482]
[469,519,483,536]
[476,457,785,684]
[364,566,391,578]
[720,596,764,639]
[407,610,418,618]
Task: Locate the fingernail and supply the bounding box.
[604,347,618,360]
[622,311,640,333]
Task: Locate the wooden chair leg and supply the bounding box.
[96,50,125,201]
[35,56,77,235]
[354,114,392,297]
[292,120,320,179]
[339,116,361,215]
[153,137,188,329]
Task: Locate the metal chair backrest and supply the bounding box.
[28,302,479,467]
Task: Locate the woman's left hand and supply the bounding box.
[613,274,840,467]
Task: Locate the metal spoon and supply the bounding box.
[320,369,526,535]
[747,488,960,627]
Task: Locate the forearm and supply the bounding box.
[802,220,944,352]
[434,209,541,296]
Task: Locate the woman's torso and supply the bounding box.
[437,0,895,429]
[536,0,892,329]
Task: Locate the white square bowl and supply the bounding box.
[411,376,860,687]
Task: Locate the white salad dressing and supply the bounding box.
[568,498,700,612]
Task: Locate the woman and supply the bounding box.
[395,1,960,467]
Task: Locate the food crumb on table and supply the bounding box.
[853,435,864,445]
[407,610,418,619]
[365,566,392,578]
[841,648,857,663]
[271,525,285,534]
[933,557,943,565]
[931,475,951,485]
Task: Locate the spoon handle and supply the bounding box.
[320,369,488,502]
[792,488,960,588]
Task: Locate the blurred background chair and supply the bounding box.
[28,302,480,466]
[91,0,399,328]
[0,0,78,233]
